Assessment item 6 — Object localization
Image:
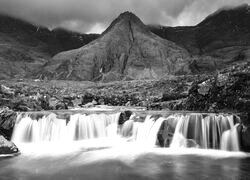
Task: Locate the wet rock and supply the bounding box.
[241,126,250,152]
[238,112,250,126]
[29,112,45,121]
[121,120,134,137]
[132,115,147,123]
[0,135,19,155]
[118,110,133,125]
[186,139,199,148]
[157,117,178,147]
[0,108,17,139]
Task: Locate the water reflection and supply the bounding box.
[1,148,250,180]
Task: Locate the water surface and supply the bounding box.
[1,145,250,180]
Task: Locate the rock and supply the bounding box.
[241,126,250,151]
[118,110,133,125]
[81,93,96,105]
[185,139,200,148]
[198,80,211,96]
[38,94,50,110]
[0,85,14,97]
[121,120,134,137]
[49,97,61,109]
[0,108,17,139]
[0,135,19,155]
[55,101,68,110]
[216,74,229,87]
[157,117,178,147]
[97,98,105,105]
[83,100,98,108]
[184,71,250,112]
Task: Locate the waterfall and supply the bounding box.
[11,111,241,152]
[12,113,120,143]
[221,124,240,151]
[170,114,237,150]
[135,116,166,147]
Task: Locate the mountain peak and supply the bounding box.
[118,11,138,20]
[102,11,145,35]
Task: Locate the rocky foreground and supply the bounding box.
[0,61,249,154]
[0,62,249,113]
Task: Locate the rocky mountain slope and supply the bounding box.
[46,12,191,82]
[0,14,98,79]
[150,4,250,73]
[1,4,250,81]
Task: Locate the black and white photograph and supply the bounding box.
[0,0,250,179]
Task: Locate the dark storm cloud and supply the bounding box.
[0,0,249,33]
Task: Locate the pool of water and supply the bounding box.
[1,143,250,180]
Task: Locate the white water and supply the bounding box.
[170,114,237,150]
[11,112,241,154]
[12,113,120,143]
[221,124,240,151]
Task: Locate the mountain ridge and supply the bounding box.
[150,3,250,73]
[0,4,249,80]
[0,13,99,79]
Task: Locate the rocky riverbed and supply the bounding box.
[0,62,249,113]
[0,62,250,155]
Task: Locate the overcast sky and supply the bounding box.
[0,0,249,34]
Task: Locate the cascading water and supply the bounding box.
[120,113,240,151]
[11,111,241,153]
[12,112,120,143]
[221,124,240,151]
[3,110,248,180]
[169,114,237,150]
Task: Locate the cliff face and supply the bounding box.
[150,4,250,73]
[49,12,191,82]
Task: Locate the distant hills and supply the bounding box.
[0,4,250,81]
[0,14,98,79]
[150,4,250,72]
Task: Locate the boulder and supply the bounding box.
[118,110,133,125]
[0,108,17,139]
[81,93,96,105]
[241,126,250,152]
[157,117,178,147]
[0,135,19,155]
[0,85,14,97]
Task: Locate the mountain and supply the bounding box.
[150,4,250,72]
[1,4,250,81]
[0,14,98,79]
[45,12,191,82]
